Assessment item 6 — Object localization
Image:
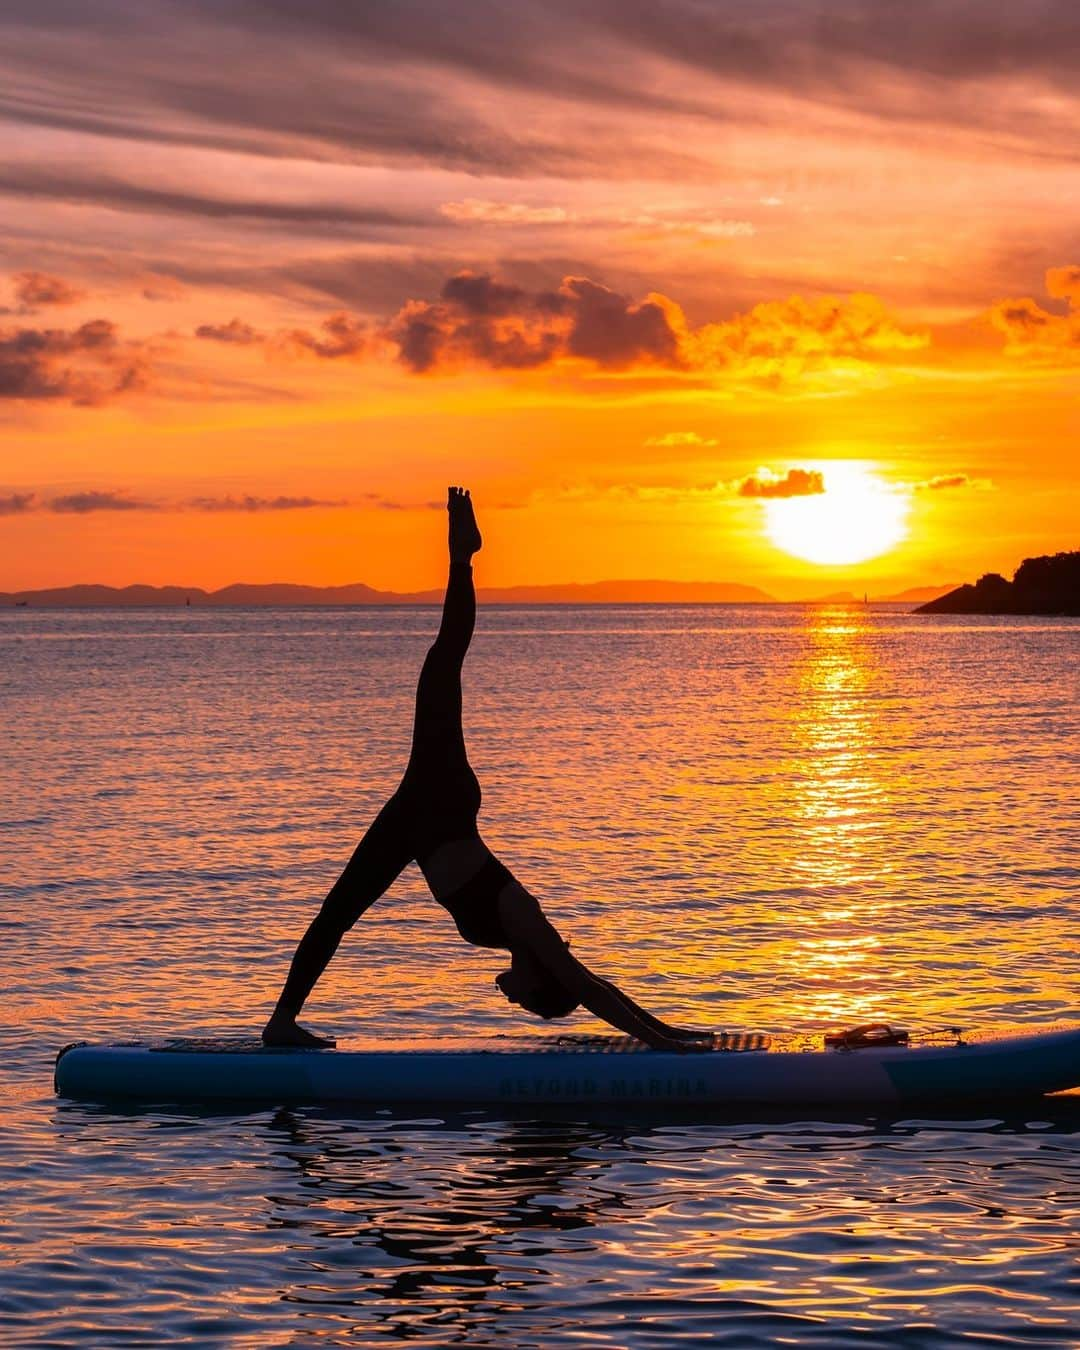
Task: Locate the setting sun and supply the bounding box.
[765,465,909,566]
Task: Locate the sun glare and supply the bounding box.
[765,465,909,566]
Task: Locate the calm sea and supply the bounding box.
[2,603,1078,1347]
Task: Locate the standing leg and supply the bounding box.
[262,796,413,1046]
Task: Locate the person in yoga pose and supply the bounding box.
[263,487,712,1050]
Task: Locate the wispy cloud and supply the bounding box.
[195,319,262,345]
[0,491,35,515]
[185,495,347,512]
[7,491,354,515]
[1,1,1076,182]
[13,271,85,307]
[49,490,156,514]
[644,431,718,448]
[0,165,421,232]
[911,473,994,491]
[438,199,571,225]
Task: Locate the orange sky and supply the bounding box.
[1,2,1077,597]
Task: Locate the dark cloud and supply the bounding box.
[49,490,156,513]
[280,312,368,359]
[0,490,35,514]
[185,494,346,511]
[737,468,825,499]
[13,270,84,306]
[440,273,532,316]
[387,271,682,373]
[195,318,262,344]
[0,316,149,402]
[195,311,369,359]
[561,277,681,366]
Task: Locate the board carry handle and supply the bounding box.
[824,1024,910,1050]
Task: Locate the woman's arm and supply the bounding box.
[498,888,710,1051]
[590,976,714,1042]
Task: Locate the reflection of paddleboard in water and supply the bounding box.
[55,1025,1080,1106]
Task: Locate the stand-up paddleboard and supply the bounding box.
[55,1026,1080,1107]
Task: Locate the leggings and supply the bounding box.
[273,562,479,1019]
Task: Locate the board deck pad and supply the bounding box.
[144,1032,771,1055]
[554,1033,771,1053]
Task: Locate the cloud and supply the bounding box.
[9,490,352,515]
[685,293,929,381]
[1047,265,1080,303]
[387,271,684,373]
[49,490,156,513]
[195,271,925,393]
[1,1,1077,187]
[141,274,186,303]
[195,312,369,359]
[358,492,444,512]
[185,494,346,511]
[0,317,150,403]
[912,473,993,491]
[921,474,970,490]
[991,265,1080,361]
[621,212,755,240]
[195,318,263,345]
[13,271,85,307]
[737,467,825,499]
[0,165,421,232]
[644,431,718,447]
[279,312,369,359]
[384,271,924,380]
[439,199,571,225]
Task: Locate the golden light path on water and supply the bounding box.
[787,609,894,1025]
[765,464,909,565]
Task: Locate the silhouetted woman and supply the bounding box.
[263,487,711,1050]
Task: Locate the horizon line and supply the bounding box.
[2,577,958,606]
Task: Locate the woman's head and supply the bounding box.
[496,948,580,1021]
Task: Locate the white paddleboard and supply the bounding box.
[55,1026,1080,1107]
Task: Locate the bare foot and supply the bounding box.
[447,485,482,561]
[262,1015,336,1049]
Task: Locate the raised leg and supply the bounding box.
[408,487,481,766]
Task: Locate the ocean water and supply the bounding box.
[1,602,1078,1347]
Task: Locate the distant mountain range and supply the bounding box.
[2,579,961,607]
[917,551,1079,615]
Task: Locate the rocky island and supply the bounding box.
[916,551,1079,616]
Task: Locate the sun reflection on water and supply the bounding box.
[782,608,900,1026]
